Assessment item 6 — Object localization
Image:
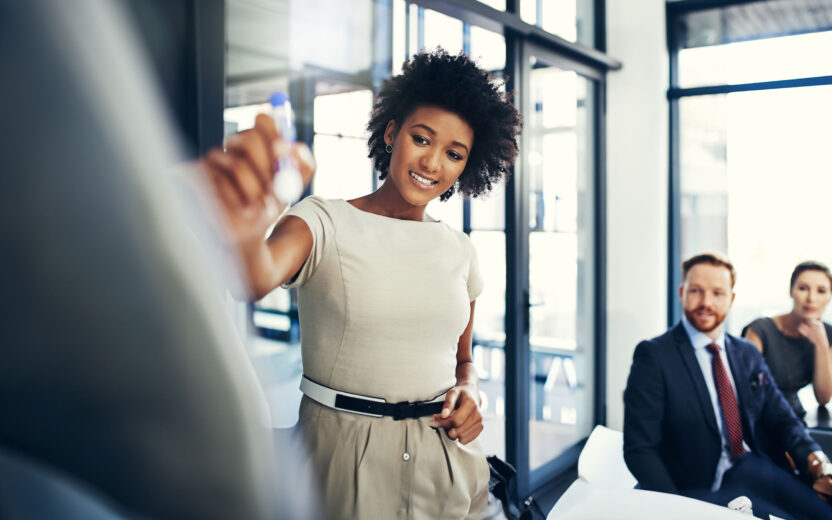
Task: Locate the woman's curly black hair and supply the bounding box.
[367,48,522,201]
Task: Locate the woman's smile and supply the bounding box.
[408,170,439,189]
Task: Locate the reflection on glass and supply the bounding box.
[679,85,832,335]
[527,61,595,471]
[519,0,595,47]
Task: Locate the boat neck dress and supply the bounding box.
[743,317,832,418]
[282,196,490,520]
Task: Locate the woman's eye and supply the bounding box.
[412,135,428,145]
[448,151,463,161]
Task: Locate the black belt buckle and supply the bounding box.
[392,401,418,421]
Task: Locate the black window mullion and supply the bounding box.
[593,76,607,427]
[668,4,682,327]
[503,27,531,498]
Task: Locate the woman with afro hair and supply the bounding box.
[202,48,521,519]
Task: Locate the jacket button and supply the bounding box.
[402,452,411,461]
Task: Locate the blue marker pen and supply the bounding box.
[269,92,303,204]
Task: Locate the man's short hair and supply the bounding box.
[682,253,736,288]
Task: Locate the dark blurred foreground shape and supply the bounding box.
[0,1,313,518]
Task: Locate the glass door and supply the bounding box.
[522,43,598,484]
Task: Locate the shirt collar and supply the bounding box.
[681,314,726,353]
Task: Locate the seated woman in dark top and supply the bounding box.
[743,261,832,419]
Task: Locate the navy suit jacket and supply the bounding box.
[623,322,820,494]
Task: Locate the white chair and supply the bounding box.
[548,426,750,520]
[576,425,637,488]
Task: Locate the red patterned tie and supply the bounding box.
[706,343,745,459]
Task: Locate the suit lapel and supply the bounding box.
[672,323,720,436]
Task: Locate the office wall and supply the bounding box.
[605,0,669,430]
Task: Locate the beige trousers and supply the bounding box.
[296,396,490,520]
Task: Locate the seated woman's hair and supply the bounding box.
[367,48,522,201]
[790,260,832,289]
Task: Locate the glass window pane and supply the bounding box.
[679,31,832,88]
[408,3,420,57]
[541,0,576,42]
[423,8,463,54]
[470,25,506,72]
[527,62,595,472]
[679,95,729,261]
[519,0,595,47]
[476,0,506,11]
[313,90,372,138]
[312,135,373,200]
[426,196,463,230]
[679,85,832,334]
[520,0,537,26]
[471,182,505,231]
[312,89,374,200]
[472,231,507,344]
[392,0,406,75]
[471,230,507,459]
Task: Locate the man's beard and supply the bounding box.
[684,306,727,334]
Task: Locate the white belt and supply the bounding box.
[299,376,447,420]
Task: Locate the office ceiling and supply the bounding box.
[679,0,832,48]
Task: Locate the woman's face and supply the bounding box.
[384,105,474,207]
[791,270,832,320]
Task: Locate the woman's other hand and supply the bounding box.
[799,318,830,349]
[431,383,483,444]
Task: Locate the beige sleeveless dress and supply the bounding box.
[283,196,490,520]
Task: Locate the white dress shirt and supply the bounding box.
[681,315,750,491]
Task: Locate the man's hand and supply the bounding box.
[808,451,832,503]
[431,383,483,444]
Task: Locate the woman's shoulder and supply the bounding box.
[743,316,777,340]
[292,195,336,209]
[441,225,476,250]
[287,195,344,219]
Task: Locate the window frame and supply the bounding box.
[665,0,832,326]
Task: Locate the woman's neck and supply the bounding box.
[776,312,805,337]
[353,184,434,222]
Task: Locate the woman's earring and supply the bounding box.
[385,144,393,154]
